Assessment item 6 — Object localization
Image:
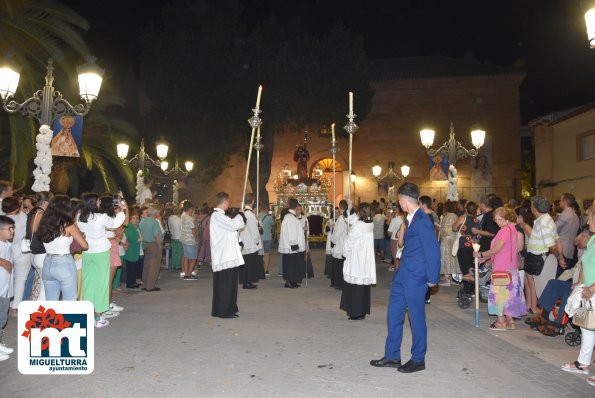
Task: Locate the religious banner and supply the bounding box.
[51,115,83,157]
[429,154,448,181]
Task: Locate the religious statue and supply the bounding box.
[446,165,459,202]
[294,132,310,179]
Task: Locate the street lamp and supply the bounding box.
[419,122,485,166]
[584,1,595,48]
[0,57,103,125]
[117,138,168,172]
[162,158,193,179]
[372,161,410,187]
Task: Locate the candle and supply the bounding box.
[472,243,480,253]
[331,123,336,142]
[255,85,262,110]
[349,91,353,115]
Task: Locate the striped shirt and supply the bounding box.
[527,213,558,254]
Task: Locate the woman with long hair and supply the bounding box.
[27,191,53,301]
[37,195,88,300]
[77,193,128,328]
[340,203,376,320]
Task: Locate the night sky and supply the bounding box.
[61,0,595,123]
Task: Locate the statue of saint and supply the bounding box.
[446,165,459,202]
[294,145,310,179]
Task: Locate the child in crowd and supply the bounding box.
[0,215,15,361]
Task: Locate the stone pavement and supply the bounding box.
[1,249,593,397]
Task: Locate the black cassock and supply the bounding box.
[239,252,262,285]
[212,267,239,318]
[283,252,304,284]
[340,282,371,318]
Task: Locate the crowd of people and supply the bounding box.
[0,178,594,386]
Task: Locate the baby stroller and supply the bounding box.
[454,261,492,309]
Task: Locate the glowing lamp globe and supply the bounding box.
[372,162,382,178]
[420,129,435,148]
[77,59,104,103]
[0,65,20,100]
[185,161,194,172]
[116,143,129,160]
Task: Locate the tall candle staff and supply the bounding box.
[330,123,338,227]
[242,85,263,208]
[344,92,358,231]
[254,126,263,215]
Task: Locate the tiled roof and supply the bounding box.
[528,102,595,127]
[370,56,523,81]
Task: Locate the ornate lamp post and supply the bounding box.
[0,57,104,192]
[116,138,168,204]
[372,161,410,186]
[0,57,104,125]
[161,159,193,206]
[420,122,485,201]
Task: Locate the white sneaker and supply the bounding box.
[104,310,120,318]
[0,343,14,355]
[191,270,198,276]
[95,317,110,328]
[110,302,124,312]
[0,352,9,361]
[179,272,185,279]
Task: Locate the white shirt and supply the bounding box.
[0,240,13,298]
[331,215,348,259]
[343,220,376,285]
[406,206,420,225]
[209,208,245,272]
[44,235,73,255]
[279,210,304,254]
[240,207,262,255]
[7,212,27,258]
[325,219,334,254]
[180,213,196,246]
[372,214,387,239]
[77,212,126,253]
[168,215,182,240]
[388,215,404,240]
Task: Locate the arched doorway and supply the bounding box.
[310,157,345,206]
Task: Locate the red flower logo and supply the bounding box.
[21,305,72,350]
[464,242,472,247]
[472,218,479,223]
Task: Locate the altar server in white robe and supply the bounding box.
[324,208,339,277]
[239,193,262,289]
[330,200,349,289]
[210,192,245,318]
[341,203,376,320]
[279,198,305,288]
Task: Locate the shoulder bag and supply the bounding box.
[451,220,464,257]
[573,300,595,330]
[524,252,546,276]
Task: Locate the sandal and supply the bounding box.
[561,361,590,375]
[489,322,507,331]
[506,322,516,330]
[587,376,595,386]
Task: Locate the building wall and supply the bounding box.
[534,107,595,203]
[185,74,523,207]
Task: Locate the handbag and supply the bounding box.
[162,220,172,247]
[491,271,512,286]
[572,300,595,330]
[21,239,31,253]
[524,252,546,276]
[451,222,463,257]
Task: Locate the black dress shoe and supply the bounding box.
[243,284,257,289]
[370,357,401,368]
[284,283,294,288]
[348,315,366,320]
[223,313,239,318]
[141,287,147,291]
[397,360,425,373]
[292,282,300,288]
[146,287,161,292]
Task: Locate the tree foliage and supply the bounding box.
[140,0,372,203]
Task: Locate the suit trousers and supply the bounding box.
[142,243,162,290]
[385,279,429,363]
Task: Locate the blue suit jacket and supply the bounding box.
[395,208,441,286]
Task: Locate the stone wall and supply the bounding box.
[185,73,523,207]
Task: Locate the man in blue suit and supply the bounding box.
[370,182,441,373]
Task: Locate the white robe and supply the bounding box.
[279,211,304,254]
[240,207,262,255]
[331,215,348,259]
[210,208,245,272]
[325,219,334,254]
[343,220,376,285]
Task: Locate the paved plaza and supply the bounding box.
[1,249,593,397]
